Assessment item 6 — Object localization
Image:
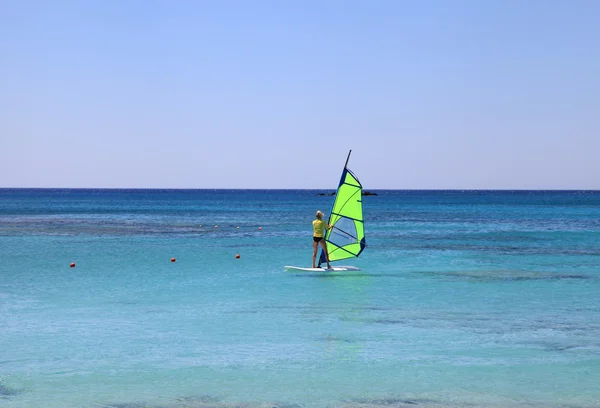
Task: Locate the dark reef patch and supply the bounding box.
[342,396,442,407]
[419,269,593,282]
[0,382,22,398]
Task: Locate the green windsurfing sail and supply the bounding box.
[318,150,366,266]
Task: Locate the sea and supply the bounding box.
[1,189,599,408]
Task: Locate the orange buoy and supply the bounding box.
[235,254,240,259]
[70,262,75,268]
[171,258,176,263]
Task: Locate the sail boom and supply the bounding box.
[331,226,358,240]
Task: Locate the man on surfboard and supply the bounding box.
[312,210,332,269]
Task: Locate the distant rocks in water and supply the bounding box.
[317,191,378,196]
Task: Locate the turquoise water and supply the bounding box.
[1,189,599,408]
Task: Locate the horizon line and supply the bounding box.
[1,187,599,192]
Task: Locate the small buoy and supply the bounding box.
[215,225,218,228]
[171,258,176,263]
[70,262,75,268]
[236,226,240,229]
[258,227,262,230]
[235,254,240,259]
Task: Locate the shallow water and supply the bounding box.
[1,189,599,407]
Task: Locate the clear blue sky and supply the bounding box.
[1,0,598,189]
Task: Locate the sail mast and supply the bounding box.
[344,150,352,169]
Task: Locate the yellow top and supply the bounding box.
[313,219,328,237]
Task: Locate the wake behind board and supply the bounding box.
[285,265,361,272]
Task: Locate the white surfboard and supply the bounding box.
[284,265,361,272]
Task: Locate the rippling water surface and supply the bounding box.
[1,189,599,407]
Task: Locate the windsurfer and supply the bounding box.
[312,210,332,268]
